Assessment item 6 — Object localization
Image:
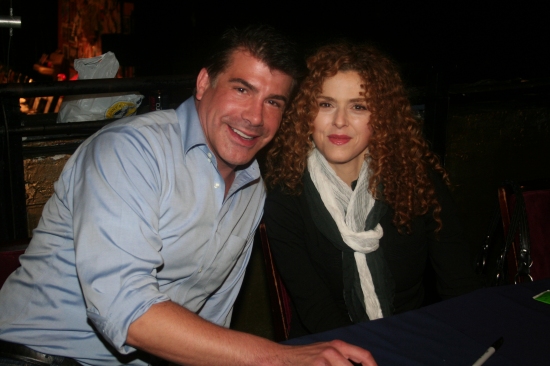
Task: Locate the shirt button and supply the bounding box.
[198,267,203,273]
[207,153,212,158]
[214,183,220,189]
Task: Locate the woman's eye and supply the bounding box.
[319,102,331,108]
[353,104,368,110]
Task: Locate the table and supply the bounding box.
[285,279,550,365]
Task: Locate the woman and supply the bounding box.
[263,42,482,339]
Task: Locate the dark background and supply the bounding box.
[2,0,550,85]
[136,0,550,85]
[2,0,549,259]
[2,0,549,339]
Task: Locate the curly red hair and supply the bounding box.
[264,42,449,233]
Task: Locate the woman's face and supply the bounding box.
[312,71,372,181]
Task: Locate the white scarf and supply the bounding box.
[308,148,384,320]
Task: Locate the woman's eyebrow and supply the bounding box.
[317,95,366,104]
[317,95,336,102]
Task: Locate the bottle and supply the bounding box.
[150,90,164,111]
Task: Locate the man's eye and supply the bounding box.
[235,87,247,93]
[268,100,281,108]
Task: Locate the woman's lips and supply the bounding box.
[328,134,352,145]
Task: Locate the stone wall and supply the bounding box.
[24,154,71,237]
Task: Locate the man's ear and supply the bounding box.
[195,68,210,100]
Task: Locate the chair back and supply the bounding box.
[498,180,550,283]
[259,221,292,341]
[0,242,28,288]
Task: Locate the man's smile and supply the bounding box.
[231,127,255,140]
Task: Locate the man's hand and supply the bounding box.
[127,301,376,366]
[278,340,377,366]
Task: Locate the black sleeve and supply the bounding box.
[263,188,353,335]
[428,175,485,299]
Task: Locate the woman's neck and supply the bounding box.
[328,160,363,188]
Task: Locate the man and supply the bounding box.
[0,25,376,365]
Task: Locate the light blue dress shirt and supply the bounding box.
[0,97,265,365]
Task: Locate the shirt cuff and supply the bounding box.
[87,291,170,354]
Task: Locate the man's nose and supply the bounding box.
[243,99,263,126]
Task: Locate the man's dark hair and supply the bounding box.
[204,24,303,87]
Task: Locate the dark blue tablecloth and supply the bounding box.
[285,279,550,365]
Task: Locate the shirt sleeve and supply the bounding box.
[70,126,170,354]
[264,188,353,335]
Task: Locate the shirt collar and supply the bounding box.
[176,97,207,155]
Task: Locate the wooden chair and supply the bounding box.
[258,221,292,341]
[496,180,550,284]
[0,242,29,289]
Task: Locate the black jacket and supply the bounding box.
[264,172,483,338]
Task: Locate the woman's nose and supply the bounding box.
[332,109,347,128]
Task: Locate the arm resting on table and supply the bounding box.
[126,301,377,366]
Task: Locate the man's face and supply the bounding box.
[195,50,293,177]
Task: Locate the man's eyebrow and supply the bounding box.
[229,78,288,104]
[229,78,258,92]
[267,94,288,104]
